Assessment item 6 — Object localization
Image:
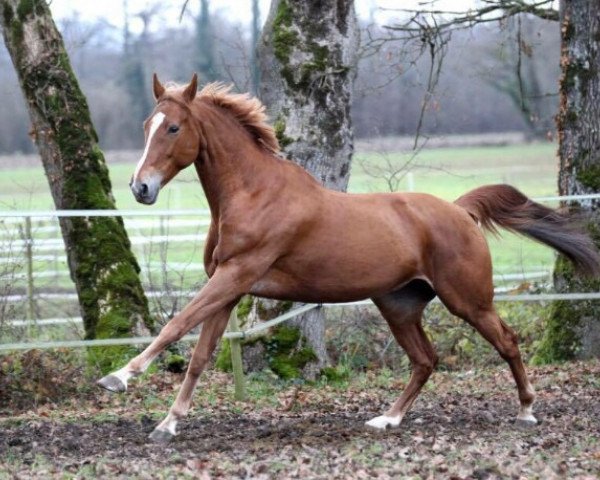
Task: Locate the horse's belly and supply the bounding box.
[249,253,419,303]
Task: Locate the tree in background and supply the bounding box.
[0,0,153,371]
[480,15,558,139]
[383,1,558,144]
[194,0,218,82]
[250,0,261,94]
[0,2,565,154]
[536,0,600,361]
[252,0,358,374]
[121,0,159,130]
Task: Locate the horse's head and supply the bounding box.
[130,73,201,204]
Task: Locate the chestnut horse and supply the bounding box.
[98,73,600,442]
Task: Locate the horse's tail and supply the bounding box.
[454,184,600,276]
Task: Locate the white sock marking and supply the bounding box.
[110,366,137,390]
[365,414,402,430]
[109,356,155,390]
[133,112,166,181]
[157,413,178,435]
[517,405,537,423]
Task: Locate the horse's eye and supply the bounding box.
[168,125,180,134]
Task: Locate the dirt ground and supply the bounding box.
[1,361,599,479]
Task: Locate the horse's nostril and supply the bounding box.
[140,183,148,196]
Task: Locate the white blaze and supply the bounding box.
[133,112,166,181]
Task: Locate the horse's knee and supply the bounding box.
[187,350,213,377]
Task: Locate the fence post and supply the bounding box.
[228,309,246,401]
[406,171,415,192]
[24,216,35,321]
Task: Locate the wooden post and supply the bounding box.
[228,309,246,401]
[24,216,34,321]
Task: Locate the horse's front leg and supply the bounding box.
[97,256,266,392]
[149,301,236,443]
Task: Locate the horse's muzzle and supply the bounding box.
[130,177,160,205]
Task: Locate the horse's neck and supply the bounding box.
[193,107,286,219]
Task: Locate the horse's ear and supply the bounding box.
[153,73,165,101]
[183,73,198,103]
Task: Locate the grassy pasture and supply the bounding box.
[1,142,557,210]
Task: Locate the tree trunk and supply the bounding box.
[1,0,153,372]
[250,0,261,95]
[254,0,358,375]
[194,0,218,82]
[535,0,600,362]
[121,1,150,131]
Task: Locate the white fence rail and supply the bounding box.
[4,291,600,353]
[0,209,211,218]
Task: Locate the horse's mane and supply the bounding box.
[197,83,280,154]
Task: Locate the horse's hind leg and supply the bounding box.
[470,308,536,424]
[366,281,437,430]
[436,282,537,425]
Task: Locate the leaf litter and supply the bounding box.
[0,361,599,479]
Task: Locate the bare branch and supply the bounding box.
[412,17,449,150]
[384,0,558,40]
[179,0,191,22]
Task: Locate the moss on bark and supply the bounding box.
[534,258,581,364]
[215,324,316,379]
[272,0,297,65]
[265,325,317,379]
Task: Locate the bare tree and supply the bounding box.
[121,1,163,129]
[479,15,557,138]
[380,1,557,145]
[194,0,218,82]
[250,0,261,94]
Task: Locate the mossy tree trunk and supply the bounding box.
[251,0,358,376]
[535,0,600,363]
[1,0,153,372]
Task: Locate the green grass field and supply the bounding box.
[0,142,559,299]
[1,143,557,210]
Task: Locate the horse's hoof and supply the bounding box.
[365,415,402,430]
[97,375,126,393]
[516,417,538,428]
[149,428,174,443]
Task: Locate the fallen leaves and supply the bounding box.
[1,360,599,479]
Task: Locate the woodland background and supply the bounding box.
[0,3,559,155]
